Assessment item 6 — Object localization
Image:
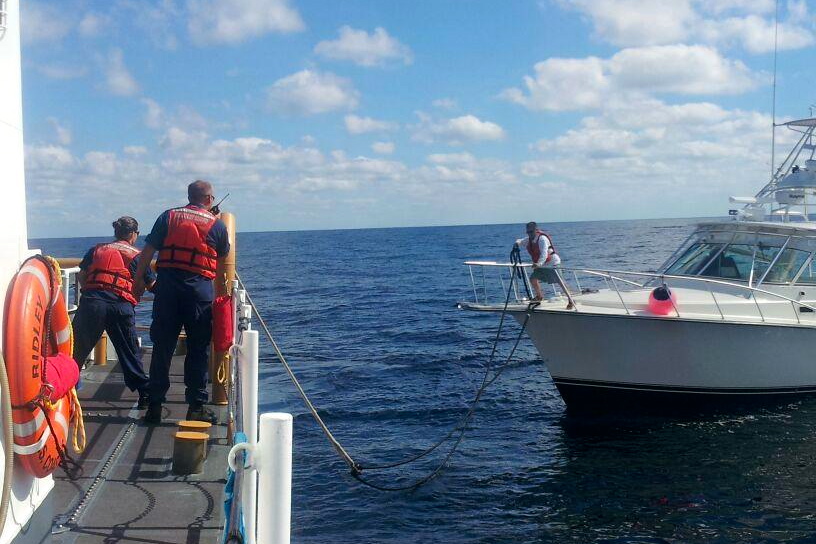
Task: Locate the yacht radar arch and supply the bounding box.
[732,117,816,223]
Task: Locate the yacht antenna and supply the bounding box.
[770,0,779,180]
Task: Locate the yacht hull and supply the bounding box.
[516,310,816,411]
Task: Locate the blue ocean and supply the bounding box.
[34,218,816,543]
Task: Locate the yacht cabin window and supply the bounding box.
[665,239,816,284]
[665,243,723,276]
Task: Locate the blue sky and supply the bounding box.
[20,0,816,237]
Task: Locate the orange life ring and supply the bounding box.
[2,256,72,478]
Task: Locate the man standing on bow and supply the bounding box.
[134,180,230,424]
[73,216,155,407]
[516,221,573,308]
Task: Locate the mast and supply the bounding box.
[770,0,779,181]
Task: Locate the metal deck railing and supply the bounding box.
[59,268,295,543]
[464,261,816,325]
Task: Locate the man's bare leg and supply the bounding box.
[530,278,543,300]
[554,269,575,309]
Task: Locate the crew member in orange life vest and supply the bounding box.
[73,216,156,408]
[515,221,573,308]
[133,180,230,425]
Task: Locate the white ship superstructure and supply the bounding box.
[0,2,55,541]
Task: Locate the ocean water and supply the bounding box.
[33,218,816,544]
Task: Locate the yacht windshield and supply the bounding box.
[699,244,765,280]
[666,241,789,282]
[764,248,811,283]
[665,243,723,276]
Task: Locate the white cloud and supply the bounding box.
[521,97,775,202]
[427,152,476,165]
[558,0,814,52]
[344,115,397,134]
[47,118,72,146]
[501,57,609,111]
[142,98,165,129]
[371,142,395,154]
[188,0,305,46]
[141,99,213,134]
[124,146,148,156]
[36,65,89,80]
[117,0,181,50]
[787,0,809,20]
[502,45,760,112]
[21,1,73,45]
[416,154,515,185]
[608,45,759,94]
[102,48,140,97]
[24,126,525,235]
[565,0,695,46]
[26,145,76,171]
[78,12,112,38]
[432,98,458,110]
[412,114,506,145]
[698,16,815,53]
[314,26,413,67]
[700,0,775,15]
[266,70,359,116]
[84,151,118,177]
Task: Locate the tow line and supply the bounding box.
[235,253,537,492]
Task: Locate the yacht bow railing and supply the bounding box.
[464,261,816,325]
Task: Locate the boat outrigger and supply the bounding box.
[462,117,816,409]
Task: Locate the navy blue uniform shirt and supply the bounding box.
[79,243,157,303]
[145,204,230,299]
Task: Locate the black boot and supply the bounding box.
[186,405,217,424]
[143,403,162,424]
[137,391,150,410]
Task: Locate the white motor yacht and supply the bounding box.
[462,118,816,409]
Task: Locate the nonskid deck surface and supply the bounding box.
[49,353,227,544]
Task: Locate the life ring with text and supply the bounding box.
[3,256,73,478]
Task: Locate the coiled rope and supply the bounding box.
[234,253,537,491]
[40,256,84,478]
[44,256,86,454]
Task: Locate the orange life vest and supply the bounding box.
[84,241,140,305]
[156,205,218,279]
[526,229,556,264]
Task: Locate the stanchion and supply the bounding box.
[241,329,259,544]
[256,413,292,544]
[211,212,236,405]
[93,333,107,366]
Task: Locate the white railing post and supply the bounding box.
[61,266,80,311]
[240,328,259,544]
[256,413,293,544]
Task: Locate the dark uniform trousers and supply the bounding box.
[148,279,212,406]
[72,297,149,393]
